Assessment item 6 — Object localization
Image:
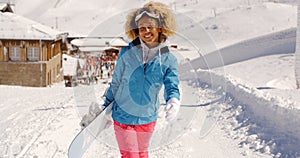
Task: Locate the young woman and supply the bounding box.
[104,2,180,157]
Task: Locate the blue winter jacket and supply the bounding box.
[104,37,180,125]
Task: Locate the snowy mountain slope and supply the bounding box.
[181,27,296,70]
[14,0,295,40]
[14,0,147,36]
[199,2,297,48]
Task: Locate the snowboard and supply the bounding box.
[68,102,113,158]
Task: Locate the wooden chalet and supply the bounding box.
[0,8,68,87]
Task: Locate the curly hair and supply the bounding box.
[125,2,177,40]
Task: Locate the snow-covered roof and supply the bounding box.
[70,38,128,47]
[79,46,119,52]
[0,12,67,40]
[0,3,13,13]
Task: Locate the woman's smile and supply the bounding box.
[137,16,161,48]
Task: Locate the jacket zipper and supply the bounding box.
[143,63,147,78]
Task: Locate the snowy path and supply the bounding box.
[0,80,275,158]
[0,84,81,157]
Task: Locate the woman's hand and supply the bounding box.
[165,98,180,122]
[80,102,105,129]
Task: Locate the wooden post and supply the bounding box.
[0,46,3,61]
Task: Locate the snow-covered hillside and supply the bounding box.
[14,0,296,41]
[1,0,299,158]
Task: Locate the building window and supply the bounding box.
[27,47,39,61]
[9,46,21,61]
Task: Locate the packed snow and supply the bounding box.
[0,0,299,158]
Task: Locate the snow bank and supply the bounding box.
[182,69,300,157]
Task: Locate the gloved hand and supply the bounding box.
[80,102,105,129]
[165,98,180,122]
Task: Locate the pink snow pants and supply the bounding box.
[113,120,156,158]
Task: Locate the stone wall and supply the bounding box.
[0,54,62,87]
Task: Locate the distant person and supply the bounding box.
[111,52,118,71]
[94,76,98,84]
